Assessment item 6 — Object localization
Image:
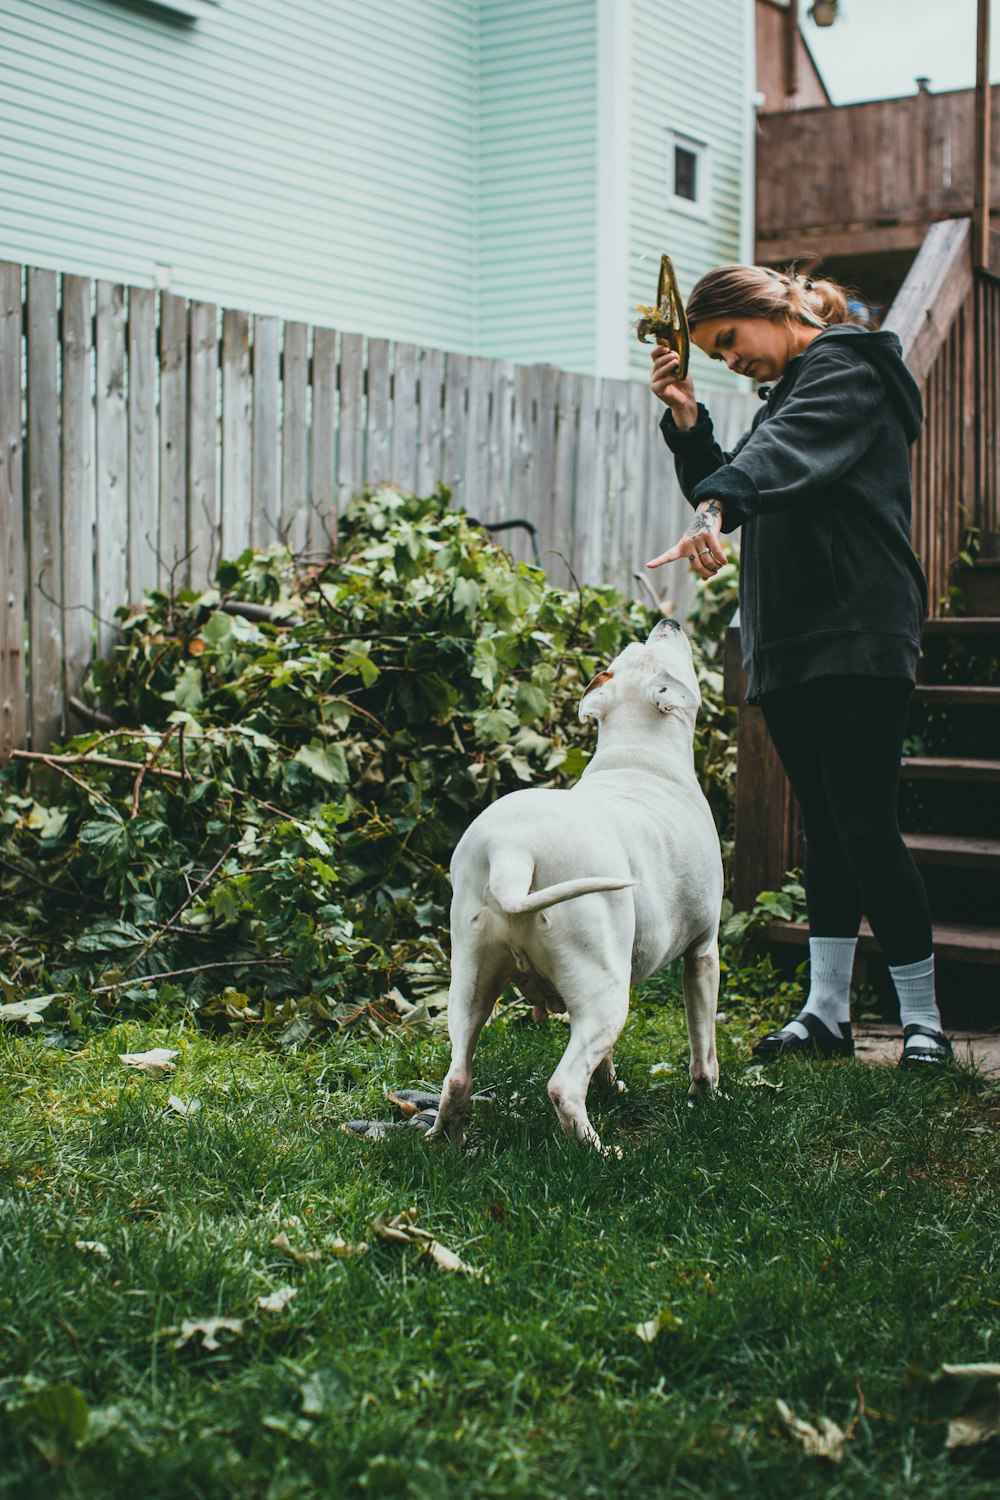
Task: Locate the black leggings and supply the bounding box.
[760,675,932,967]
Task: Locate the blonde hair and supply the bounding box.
[685,264,858,332]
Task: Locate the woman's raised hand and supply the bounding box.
[649,346,698,429]
[647,500,726,580]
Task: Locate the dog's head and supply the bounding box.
[578,618,701,725]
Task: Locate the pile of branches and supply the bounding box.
[0,488,736,1036]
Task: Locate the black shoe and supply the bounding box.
[898,1023,954,1069]
[752,1011,855,1061]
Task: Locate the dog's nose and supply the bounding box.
[647,618,681,643]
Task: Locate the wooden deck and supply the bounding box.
[756,85,1000,265]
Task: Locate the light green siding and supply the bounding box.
[0,0,478,351]
[628,0,751,392]
[0,0,751,379]
[478,0,599,372]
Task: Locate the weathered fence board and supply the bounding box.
[0,262,26,754]
[159,292,188,587]
[26,267,62,749]
[365,337,391,495]
[61,274,94,711]
[310,326,337,552]
[221,308,251,560]
[416,345,444,498]
[127,287,158,604]
[252,315,280,551]
[337,332,365,516]
[187,301,219,588]
[0,258,762,750]
[390,342,418,496]
[95,281,127,659]
[281,321,309,553]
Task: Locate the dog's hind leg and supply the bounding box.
[593,1051,627,1093]
[427,947,508,1147]
[682,943,719,1097]
[547,984,630,1154]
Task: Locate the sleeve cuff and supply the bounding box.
[691,464,759,533]
[658,402,715,451]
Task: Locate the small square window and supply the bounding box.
[667,130,710,219]
[674,145,698,202]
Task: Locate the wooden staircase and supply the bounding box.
[754,581,1000,1012]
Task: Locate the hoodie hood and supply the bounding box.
[807,324,923,444]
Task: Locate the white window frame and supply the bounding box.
[666,129,711,221]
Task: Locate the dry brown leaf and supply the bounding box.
[166,1094,200,1116]
[173,1317,243,1351]
[119,1048,179,1076]
[776,1399,847,1462]
[635,1307,683,1343]
[257,1286,298,1315]
[328,1235,368,1258]
[932,1363,1000,1449]
[270,1231,324,1264]
[372,1208,488,1281]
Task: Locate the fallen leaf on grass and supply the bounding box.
[270,1231,324,1264]
[776,1399,847,1462]
[119,1048,179,1076]
[257,1286,298,1315]
[166,1094,200,1116]
[329,1235,368,1258]
[744,1070,784,1090]
[929,1362,1000,1448]
[270,1231,367,1263]
[0,995,54,1026]
[74,1240,110,1258]
[372,1209,489,1281]
[635,1307,683,1343]
[172,1317,244,1351]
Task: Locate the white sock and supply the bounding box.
[890,955,946,1053]
[782,936,856,1041]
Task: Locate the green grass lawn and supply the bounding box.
[0,988,997,1499]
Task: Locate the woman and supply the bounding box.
[648,264,951,1068]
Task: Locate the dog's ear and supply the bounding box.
[578,669,615,722]
[645,671,700,716]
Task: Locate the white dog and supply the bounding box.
[427,619,723,1154]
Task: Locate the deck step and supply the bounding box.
[763,918,1000,965]
[912,684,1000,706]
[922,616,1000,635]
[903,832,1000,868]
[900,755,1000,782]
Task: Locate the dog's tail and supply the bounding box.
[488,854,634,917]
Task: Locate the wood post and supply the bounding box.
[973,0,993,268]
[724,624,802,910]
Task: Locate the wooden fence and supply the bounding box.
[0,260,759,754]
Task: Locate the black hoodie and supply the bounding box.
[660,324,927,704]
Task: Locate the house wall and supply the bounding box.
[478,0,599,373]
[0,0,479,351]
[627,0,752,392]
[1,0,753,386]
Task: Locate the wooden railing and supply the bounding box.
[0,259,760,756]
[726,220,1000,909]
